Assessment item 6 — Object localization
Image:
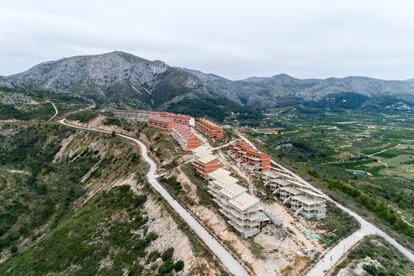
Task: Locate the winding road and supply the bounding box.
[47,101,59,121]
[54,108,413,275]
[236,132,414,275]
[58,119,249,276]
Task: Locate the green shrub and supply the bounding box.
[158,260,174,275]
[66,110,99,123]
[174,260,184,272]
[161,247,174,261]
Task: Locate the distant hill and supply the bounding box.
[2,51,414,116]
[196,73,414,111]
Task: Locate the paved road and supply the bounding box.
[236,133,414,275]
[59,119,249,276]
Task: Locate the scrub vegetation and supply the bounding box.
[0,121,188,275]
[333,235,414,275]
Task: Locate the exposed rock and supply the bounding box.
[0,76,14,89]
[4,51,414,112]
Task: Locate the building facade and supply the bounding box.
[148,114,176,131]
[195,118,225,140]
[170,124,201,151]
[207,168,268,238]
[112,109,191,125]
[228,140,271,172]
[159,112,191,125]
[192,154,222,178]
[112,109,153,122]
[262,168,326,219]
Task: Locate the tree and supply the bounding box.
[174,260,184,272]
[161,247,174,261]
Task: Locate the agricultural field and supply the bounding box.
[244,110,414,250]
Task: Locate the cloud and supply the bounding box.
[1,0,414,80]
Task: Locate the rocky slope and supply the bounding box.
[4,51,236,110]
[3,51,414,113]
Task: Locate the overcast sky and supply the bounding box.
[1,0,414,80]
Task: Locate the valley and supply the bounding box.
[246,110,414,248]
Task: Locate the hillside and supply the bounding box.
[3,51,414,118]
[0,121,218,274]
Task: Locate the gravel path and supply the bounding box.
[48,101,59,121]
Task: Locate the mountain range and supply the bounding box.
[2,51,414,117]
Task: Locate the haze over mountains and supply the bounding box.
[2,51,414,113]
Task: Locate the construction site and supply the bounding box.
[114,109,327,225]
[111,109,329,274]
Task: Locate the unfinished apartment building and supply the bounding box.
[191,146,222,178]
[158,112,191,125]
[112,109,153,122]
[207,168,268,238]
[195,118,225,140]
[262,169,326,219]
[170,124,201,151]
[192,155,222,178]
[228,140,271,173]
[113,109,192,125]
[148,114,176,131]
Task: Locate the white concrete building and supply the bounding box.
[262,168,326,220]
[227,193,266,238]
[290,189,326,219]
[207,168,268,238]
[112,109,153,122]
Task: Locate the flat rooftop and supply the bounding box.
[280,186,302,195]
[197,154,217,164]
[229,192,260,211]
[192,145,211,159]
[292,195,325,205]
[208,168,231,179]
[209,169,239,188]
[197,118,221,128]
[274,179,290,186]
[220,183,247,199]
[263,170,281,178]
[149,115,174,122]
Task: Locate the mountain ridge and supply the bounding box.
[2,51,414,114]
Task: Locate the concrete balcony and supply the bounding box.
[226,209,263,223]
[227,215,261,227]
[300,210,326,220]
[227,220,260,238]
